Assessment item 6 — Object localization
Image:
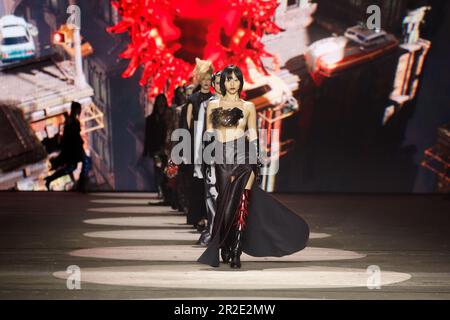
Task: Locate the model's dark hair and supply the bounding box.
[220,65,244,97]
[154,93,168,115]
[211,71,222,86]
[174,86,187,106]
[70,101,82,118]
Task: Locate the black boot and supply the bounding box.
[197,229,211,246]
[221,244,231,264]
[229,189,250,269]
[44,171,65,191]
[230,229,243,268]
[220,229,232,263]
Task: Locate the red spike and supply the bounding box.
[107,0,283,99]
[235,189,250,230]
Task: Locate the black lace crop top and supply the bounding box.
[210,107,244,128]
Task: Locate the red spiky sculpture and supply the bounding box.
[107,0,283,102]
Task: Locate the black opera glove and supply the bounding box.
[249,139,263,183]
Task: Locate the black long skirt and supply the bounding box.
[197,136,310,267]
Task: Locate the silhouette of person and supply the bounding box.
[44,101,86,191]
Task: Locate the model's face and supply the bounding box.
[156,99,166,114]
[200,75,212,91]
[213,75,221,94]
[224,72,240,95]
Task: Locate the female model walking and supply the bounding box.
[198,65,310,268]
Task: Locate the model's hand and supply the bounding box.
[193,165,204,179]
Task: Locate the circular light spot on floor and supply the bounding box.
[85,229,200,241]
[89,192,158,198]
[53,264,411,289]
[70,245,366,262]
[84,216,189,228]
[152,297,317,300]
[84,229,329,241]
[310,233,331,239]
[90,199,166,205]
[87,206,178,214]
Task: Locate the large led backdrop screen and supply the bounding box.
[0,0,448,193]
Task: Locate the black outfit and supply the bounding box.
[144,111,167,158]
[49,118,84,169]
[195,95,220,246]
[186,91,213,226]
[144,111,169,200]
[187,91,213,130]
[175,103,191,213]
[197,107,310,267]
[45,117,86,189]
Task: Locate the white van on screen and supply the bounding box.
[0,15,38,63]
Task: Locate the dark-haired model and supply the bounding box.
[197,65,310,269]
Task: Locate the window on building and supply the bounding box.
[88,67,93,87]
[100,75,108,104]
[111,4,120,25]
[92,132,99,153]
[97,76,103,104]
[105,1,111,24]
[83,60,89,83]
[93,71,101,103]
[99,0,113,25]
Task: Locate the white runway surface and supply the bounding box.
[54,196,413,293]
[83,229,331,241]
[70,245,366,262]
[88,206,178,214]
[54,264,411,290]
[84,216,190,228]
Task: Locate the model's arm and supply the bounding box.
[204,101,216,165]
[206,101,214,133]
[246,102,258,142]
[247,101,261,173]
[186,103,193,129]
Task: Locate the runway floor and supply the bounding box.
[0,191,449,299]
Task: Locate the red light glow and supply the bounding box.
[53,32,65,44]
[107,0,283,102]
